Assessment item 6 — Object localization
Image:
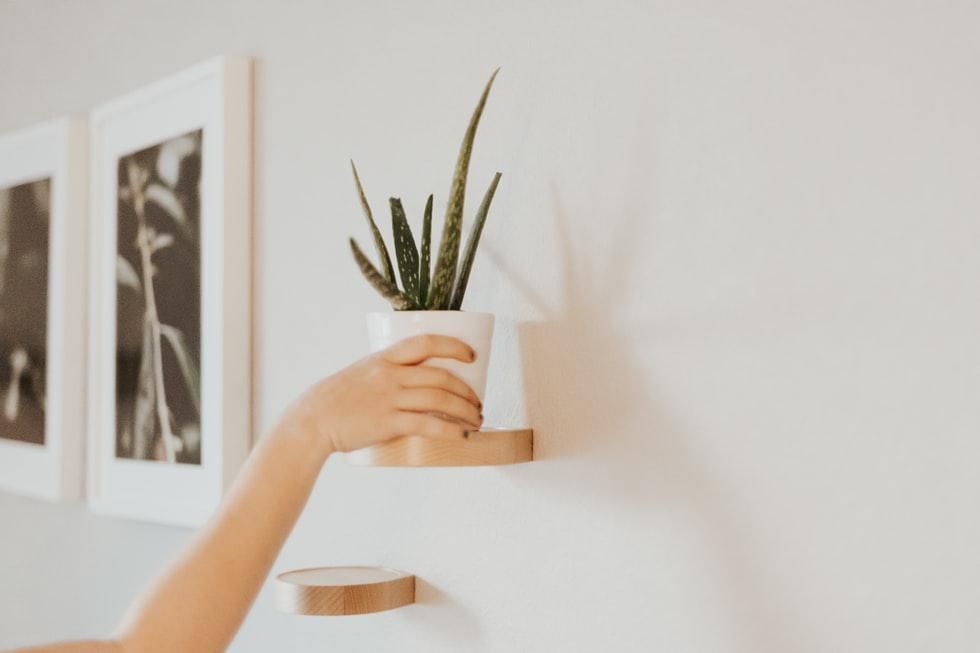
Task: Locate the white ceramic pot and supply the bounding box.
[366,311,495,400]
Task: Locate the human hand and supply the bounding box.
[281,335,484,455]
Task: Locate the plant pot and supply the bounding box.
[366,311,495,400]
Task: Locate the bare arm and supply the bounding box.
[9,335,482,653]
[11,645,121,653]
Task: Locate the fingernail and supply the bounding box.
[469,348,477,361]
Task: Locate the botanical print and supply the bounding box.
[115,130,202,464]
[0,177,50,445]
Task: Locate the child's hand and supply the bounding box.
[284,335,484,454]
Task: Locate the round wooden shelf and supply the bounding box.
[275,566,415,616]
[345,427,534,467]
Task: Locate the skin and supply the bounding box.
[9,335,482,653]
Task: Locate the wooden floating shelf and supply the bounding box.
[346,427,533,467]
[275,566,415,616]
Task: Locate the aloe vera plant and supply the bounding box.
[348,70,502,310]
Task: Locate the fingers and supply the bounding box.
[398,365,480,406]
[383,335,476,366]
[395,388,483,429]
[394,412,470,441]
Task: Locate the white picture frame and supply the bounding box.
[88,57,252,527]
[0,118,87,502]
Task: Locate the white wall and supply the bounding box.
[2,0,979,650]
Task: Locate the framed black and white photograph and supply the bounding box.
[0,118,87,501]
[88,57,252,526]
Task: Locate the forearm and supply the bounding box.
[10,336,479,653]
[10,643,122,653]
[114,412,332,653]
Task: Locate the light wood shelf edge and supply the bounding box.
[275,566,415,616]
[345,428,534,467]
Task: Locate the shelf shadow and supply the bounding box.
[408,577,484,645]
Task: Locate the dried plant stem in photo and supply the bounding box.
[127,161,179,462]
[116,130,201,464]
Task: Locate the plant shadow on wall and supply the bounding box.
[503,187,808,653]
[116,130,202,465]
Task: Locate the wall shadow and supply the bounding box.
[409,577,484,646]
[502,183,811,653]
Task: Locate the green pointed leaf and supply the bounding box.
[160,323,200,413]
[390,198,420,300]
[349,238,418,310]
[451,173,501,310]
[350,160,396,285]
[429,69,499,309]
[419,194,433,307]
